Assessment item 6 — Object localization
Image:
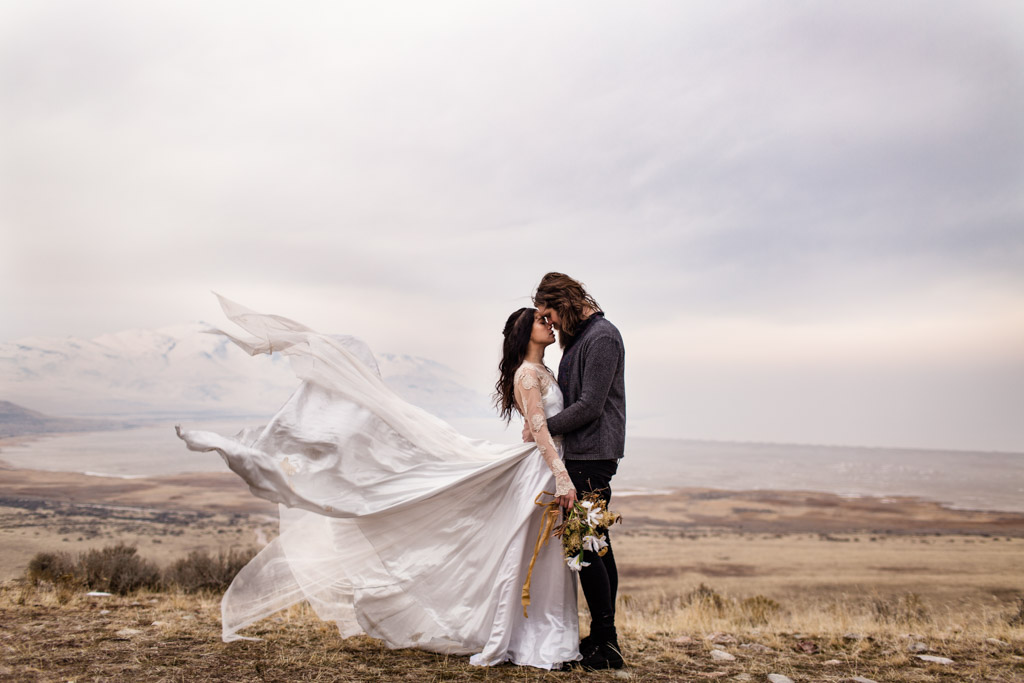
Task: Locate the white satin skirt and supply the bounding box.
[176,297,579,669]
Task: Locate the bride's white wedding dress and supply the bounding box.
[175,296,580,669]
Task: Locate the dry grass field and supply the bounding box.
[2,580,1022,683]
[1,466,1023,681]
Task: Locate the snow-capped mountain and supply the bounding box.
[375,353,495,420]
[0,400,123,438]
[0,323,492,421]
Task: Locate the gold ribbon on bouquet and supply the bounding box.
[522,490,562,618]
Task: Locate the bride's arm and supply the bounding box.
[515,367,575,500]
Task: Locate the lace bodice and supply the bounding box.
[513,362,574,497]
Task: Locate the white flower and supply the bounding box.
[566,554,591,572]
[582,534,608,553]
[576,498,605,527]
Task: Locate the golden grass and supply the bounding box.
[3,528,1023,682]
[3,581,1022,682]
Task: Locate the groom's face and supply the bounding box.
[536,305,561,330]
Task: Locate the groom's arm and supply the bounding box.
[545,336,620,436]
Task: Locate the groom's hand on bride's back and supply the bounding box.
[522,422,535,443]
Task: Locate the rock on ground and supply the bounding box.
[793,640,819,654]
[710,649,736,661]
[739,642,774,653]
[917,654,954,665]
[767,675,795,683]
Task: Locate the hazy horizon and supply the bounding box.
[3,317,1023,455]
[4,420,1023,513]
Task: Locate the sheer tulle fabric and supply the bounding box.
[175,296,579,668]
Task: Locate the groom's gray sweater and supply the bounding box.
[545,312,626,461]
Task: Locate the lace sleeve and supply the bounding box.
[515,366,575,497]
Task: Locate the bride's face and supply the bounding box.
[530,311,556,347]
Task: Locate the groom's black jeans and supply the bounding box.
[565,458,619,642]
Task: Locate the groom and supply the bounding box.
[525,272,626,670]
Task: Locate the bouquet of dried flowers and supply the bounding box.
[522,490,623,616]
[556,491,621,571]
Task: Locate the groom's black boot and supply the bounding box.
[576,628,623,670]
[579,633,599,657]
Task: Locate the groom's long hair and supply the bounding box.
[494,307,536,424]
[533,272,601,347]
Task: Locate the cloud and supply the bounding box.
[1,1,1022,449]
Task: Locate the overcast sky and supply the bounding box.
[2,1,1023,451]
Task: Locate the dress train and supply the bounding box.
[176,296,579,668]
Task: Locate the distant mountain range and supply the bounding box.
[0,400,124,439]
[0,323,491,424]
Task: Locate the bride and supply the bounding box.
[176,296,581,669]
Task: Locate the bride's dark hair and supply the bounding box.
[494,307,536,424]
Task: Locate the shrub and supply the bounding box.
[78,543,162,594]
[1008,597,1024,627]
[686,583,726,614]
[740,594,781,625]
[25,543,161,595]
[26,551,79,587]
[163,547,259,594]
[24,543,256,597]
[872,592,929,625]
